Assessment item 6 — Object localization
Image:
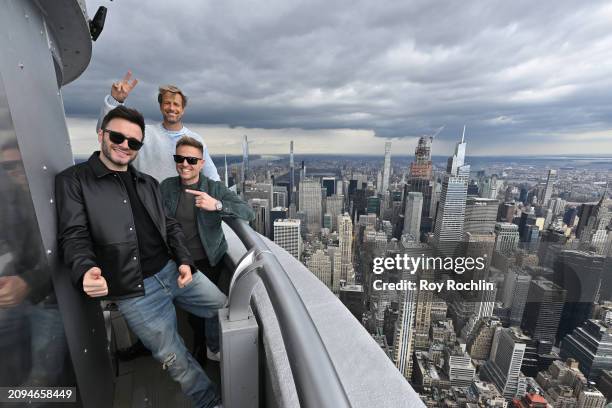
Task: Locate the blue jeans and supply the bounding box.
[117,260,226,408]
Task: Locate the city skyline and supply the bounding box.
[236,118,611,405]
[63,1,612,155]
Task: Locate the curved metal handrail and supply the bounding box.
[223,218,352,408]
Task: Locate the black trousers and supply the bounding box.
[195,257,225,287]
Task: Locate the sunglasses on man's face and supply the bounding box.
[173,155,202,165]
[104,129,144,151]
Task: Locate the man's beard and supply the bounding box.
[101,139,135,166]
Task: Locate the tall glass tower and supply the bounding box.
[433,128,470,253]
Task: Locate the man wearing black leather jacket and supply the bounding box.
[55,106,224,408]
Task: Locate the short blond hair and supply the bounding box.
[158,85,188,107]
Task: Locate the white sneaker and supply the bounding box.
[207,347,220,362]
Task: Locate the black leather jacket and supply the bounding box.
[55,152,194,300]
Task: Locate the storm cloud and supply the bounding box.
[63,0,612,155]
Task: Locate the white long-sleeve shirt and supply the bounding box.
[97,95,220,182]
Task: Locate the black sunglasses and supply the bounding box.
[173,155,202,165]
[104,129,144,151]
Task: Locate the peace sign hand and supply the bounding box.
[111,71,139,103]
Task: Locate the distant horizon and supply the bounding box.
[72,151,612,159]
[67,114,612,158]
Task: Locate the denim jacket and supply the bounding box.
[160,175,255,266]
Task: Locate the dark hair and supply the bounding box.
[100,106,146,138]
[176,136,204,154]
[158,85,188,107]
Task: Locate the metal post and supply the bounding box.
[220,249,262,408]
[223,218,352,408]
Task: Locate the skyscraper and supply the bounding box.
[270,207,288,240]
[481,327,527,399]
[406,135,435,233]
[289,140,295,206]
[478,174,500,200]
[381,141,391,194]
[494,222,520,254]
[273,186,288,208]
[325,194,344,231]
[541,169,557,207]
[576,203,598,238]
[299,160,306,182]
[502,267,532,326]
[322,176,336,197]
[338,213,354,285]
[464,197,499,235]
[307,249,332,289]
[409,135,434,179]
[339,285,364,322]
[560,319,612,380]
[433,128,470,254]
[367,196,381,216]
[299,178,322,233]
[467,317,503,360]
[248,198,270,237]
[498,201,516,223]
[580,190,610,252]
[322,213,332,230]
[554,250,606,341]
[413,267,435,350]
[402,192,423,239]
[393,287,416,381]
[273,219,302,260]
[330,248,342,293]
[521,279,566,353]
[548,197,566,216]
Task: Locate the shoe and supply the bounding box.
[207,347,220,362]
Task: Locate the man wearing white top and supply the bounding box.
[96,71,220,182]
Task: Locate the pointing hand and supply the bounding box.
[185,189,219,212]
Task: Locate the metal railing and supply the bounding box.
[223,218,352,408]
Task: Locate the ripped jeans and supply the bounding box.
[117,260,226,408]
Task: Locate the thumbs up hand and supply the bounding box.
[177,264,193,288]
[83,267,108,297]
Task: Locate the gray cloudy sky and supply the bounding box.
[63,0,612,156]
